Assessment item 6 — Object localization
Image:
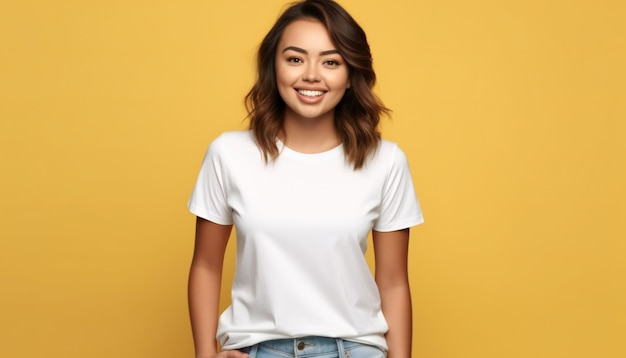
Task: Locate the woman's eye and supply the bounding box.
[288,57,302,63]
[324,60,339,67]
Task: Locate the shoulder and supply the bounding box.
[377,139,400,155]
[205,130,263,166]
[210,130,255,149]
[373,139,409,166]
[206,130,256,155]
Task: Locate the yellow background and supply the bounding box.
[1,0,624,357]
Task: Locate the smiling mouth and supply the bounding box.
[297,89,325,97]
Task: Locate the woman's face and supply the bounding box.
[275,18,350,123]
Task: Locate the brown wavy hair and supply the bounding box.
[245,0,389,169]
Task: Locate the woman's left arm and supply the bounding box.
[372,228,412,358]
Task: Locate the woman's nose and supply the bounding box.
[302,64,320,82]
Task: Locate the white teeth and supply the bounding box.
[298,89,324,97]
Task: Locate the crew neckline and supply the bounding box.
[276,139,344,160]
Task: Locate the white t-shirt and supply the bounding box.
[188,130,423,351]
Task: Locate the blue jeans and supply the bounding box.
[238,336,386,357]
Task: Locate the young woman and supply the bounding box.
[188,1,423,357]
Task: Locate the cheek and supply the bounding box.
[274,69,292,100]
[332,70,350,89]
[275,65,296,85]
[274,64,285,83]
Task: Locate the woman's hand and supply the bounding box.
[223,352,248,358]
[201,350,248,358]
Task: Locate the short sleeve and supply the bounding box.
[373,144,424,232]
[188,137,233,225]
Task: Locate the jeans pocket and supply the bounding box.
[345,343,386,358]
[239,345,258,358]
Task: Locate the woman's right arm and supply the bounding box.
[188,217,246,358]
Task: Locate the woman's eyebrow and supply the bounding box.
[282,46,339,56]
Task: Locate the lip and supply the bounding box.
[294,88,326,104]
[296,86,327,92]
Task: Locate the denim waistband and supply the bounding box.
[240,336,372,357]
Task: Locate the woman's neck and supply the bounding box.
[280,112,341,154]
